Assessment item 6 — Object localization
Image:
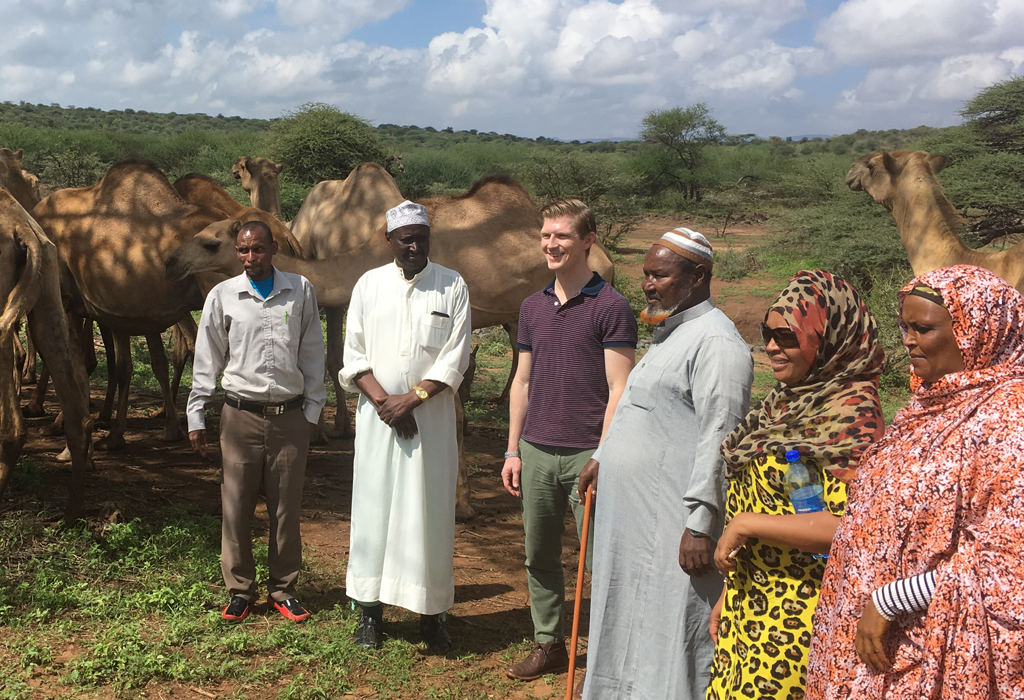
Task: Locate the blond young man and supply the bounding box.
[501,199,637,680]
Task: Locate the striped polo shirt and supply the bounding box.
[518,272,638,449]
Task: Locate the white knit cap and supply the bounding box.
[386,200,430,232]
[657,227,713,265]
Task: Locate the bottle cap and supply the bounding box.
[785,449,801,463]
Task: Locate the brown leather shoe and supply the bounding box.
[506,641,570,680]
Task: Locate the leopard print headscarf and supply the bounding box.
[720,270,885,483]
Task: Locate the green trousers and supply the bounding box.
[520,440,595,644]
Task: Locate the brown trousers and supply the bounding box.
[219,404,310,603]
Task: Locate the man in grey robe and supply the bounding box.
[577,228,753,700]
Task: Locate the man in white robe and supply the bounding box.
[340,200,472,654]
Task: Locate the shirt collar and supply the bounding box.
[543,272,605,297]
[653,298,716,340]
[395,259,433,284]
[232,267,293,300]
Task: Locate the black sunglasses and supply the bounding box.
[760,322,800,349]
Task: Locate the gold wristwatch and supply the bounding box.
[412,385,429,402]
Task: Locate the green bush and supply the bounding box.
[269,103,384,186]
[394,149,475,199]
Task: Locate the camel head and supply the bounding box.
[165,207,300,285]
[0,148,39,211]
[846,150,949,211]
[232,156,282,193]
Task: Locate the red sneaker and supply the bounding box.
[272,598,311,622]
[222,596,251,622]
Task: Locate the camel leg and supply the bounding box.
[96,324,116,429]
[147,332,182,442]
[170,317,196,403]
[325,305,353,438]
[27,273,93,520]
[95,331,130,451]
[19,326,37,385]
[498,322,519,402]
[0,334,27,504]
[455,349,478,521]
[24,361,49,417]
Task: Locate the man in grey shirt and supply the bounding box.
[578,228,753,699]
[187,220,326,624]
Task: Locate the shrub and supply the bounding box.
[269,103,384,186]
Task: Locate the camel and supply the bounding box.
[0,189,92,518]
[846,150,1024,292]
[384,154,405,176]
[30,161,232,450]
[0,149,39,212]
[232,156,282,218]
[166,175,617,517]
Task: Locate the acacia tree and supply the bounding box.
[637,103,726,201]
[269,102,385,185]
[962,75,1024,155]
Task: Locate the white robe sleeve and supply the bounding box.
[422,275,472,391]
[339,274,371,393]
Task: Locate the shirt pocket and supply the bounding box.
[626,364,664,411]
[418,313,451,350]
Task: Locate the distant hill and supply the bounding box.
[0,101,271,135]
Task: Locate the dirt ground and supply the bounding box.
[5,213,780,699]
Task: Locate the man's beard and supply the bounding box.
[640,299,682,325]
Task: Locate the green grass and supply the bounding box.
[0,500,453,699]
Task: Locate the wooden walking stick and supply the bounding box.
[566,484,594,700]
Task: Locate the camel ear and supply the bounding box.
[230,220,242,234]
[881,151,900,176]
[13,150,22,160]
[929,154,948,174]
[272,161,283,174]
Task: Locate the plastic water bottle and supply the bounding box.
[783,449,826,513]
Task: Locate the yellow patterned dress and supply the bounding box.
[706,454,846,700]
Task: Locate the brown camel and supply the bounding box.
[0,189,92,517]
[847,150,1024,291]
[31,161,230,450]
[232,156,282,218]
[0,149,40,212]
[166,175,617,518]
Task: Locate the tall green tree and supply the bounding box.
[269,103,385,185]
[636,103,726,201]
[962,75,1024,155]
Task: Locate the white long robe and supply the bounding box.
[340,260,472,615]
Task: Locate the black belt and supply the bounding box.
[225,395,304,416]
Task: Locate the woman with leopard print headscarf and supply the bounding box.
[706,270,885,699]
[806,265,1024,699]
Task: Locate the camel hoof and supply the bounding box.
[94,418,111,430]
[311,428,330,445]
[159,426,184,442]
[56,446,72,462]
[23,405,47,418]
[455,504,476,522]
[41,420,64,437]
[94,435,127,451]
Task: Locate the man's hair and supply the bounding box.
[540,198,596,240]
[238,220,273,245]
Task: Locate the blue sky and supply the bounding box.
[1,0,1022,140]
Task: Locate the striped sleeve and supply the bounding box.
[871,570,937,621]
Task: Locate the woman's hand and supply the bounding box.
[714,513,753,575]
[855,598,892,673]
[709,586,725,643]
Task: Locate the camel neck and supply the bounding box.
[891,170,970,269]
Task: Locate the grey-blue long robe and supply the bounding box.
[583,299,753,700]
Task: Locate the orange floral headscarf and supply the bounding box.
[807,265,1024,699]
[720,270,885,482]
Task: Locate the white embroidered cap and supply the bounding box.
[386,200,430,232]
[657,227,713,265]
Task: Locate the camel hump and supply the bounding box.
[90,160,199,216]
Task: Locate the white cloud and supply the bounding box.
[0,0,1020,140]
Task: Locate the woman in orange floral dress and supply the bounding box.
[807,265,1024,699]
